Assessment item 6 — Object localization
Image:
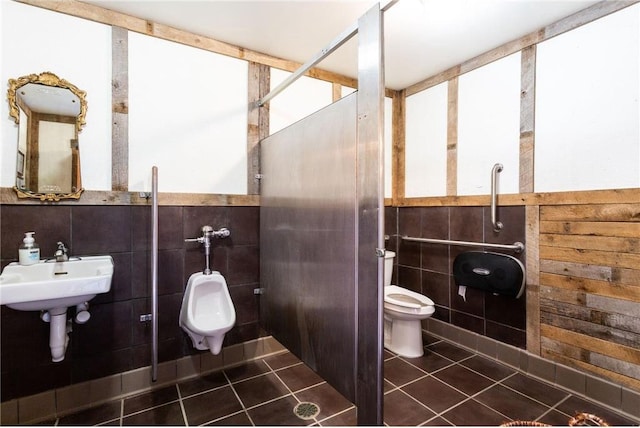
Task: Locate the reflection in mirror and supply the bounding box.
[7,72,86,201]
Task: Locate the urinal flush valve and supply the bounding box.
[185,226,231,275]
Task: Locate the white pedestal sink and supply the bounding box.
[0,256,114,362]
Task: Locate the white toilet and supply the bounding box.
[383,251,435,358]
[179,271,236,355]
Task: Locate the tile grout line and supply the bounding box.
[119,397,181,419]
[431,412,456,426]
[534,394,573,422]
[432,333,640,424]
[396,353,458,378]
[492,371,573,415]
[395,385,442,418]
[204,409,252,426]
[314,405,356,426]
[178,382,229,401]
[259,358,335,425]
[270,361,305,372]
[405,368,514,425]
[384,373,431,391]
[175,383,189,426]
[119,398,124,426]
[418,344,578,423]
[453,371,549,424]
[223,365,256,426]
[266,360,318,424]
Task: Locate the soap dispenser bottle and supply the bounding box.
[18,232,40,265]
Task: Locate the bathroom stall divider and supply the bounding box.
[259,4,385,425]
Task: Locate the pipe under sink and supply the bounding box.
[48,308,70,362]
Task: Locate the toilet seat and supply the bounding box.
[384,285,434,315]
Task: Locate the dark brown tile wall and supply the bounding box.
[0,204,260,401]
[386,206,526,349]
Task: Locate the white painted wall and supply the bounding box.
[405,82,448,197]
[535,4,640,192]
[270,68,333,134]
[457,52,521,196]
[128,32,248,194]
[1,2,378,197]
[0,1,112,190]
[404,6,640,198]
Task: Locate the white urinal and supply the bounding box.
[179,271,236,355]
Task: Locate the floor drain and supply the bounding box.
[293,402,320,420]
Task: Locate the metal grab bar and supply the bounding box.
[491,163,503,232]
[401,235,524,253]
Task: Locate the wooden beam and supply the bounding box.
[540,220,640,238]
[0,187,259,206]
[530,189,640,205]
[404,1,639,95]
[540,272,640,302]
[540,203,640,222]
[520,45,535,193]
[541,323,640,364]
[396,188,640,208]
[543,0,640,39]
[16,0,359,88]
[526,205,541,355]
[540,246,640,271]
[332,83,342,102]
[247,62,270,195]
[446,78,458,196]
[540,233,640,254]
[112,26,128,191]
[392,90,406,204]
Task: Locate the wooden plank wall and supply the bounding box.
[538,203,640,391]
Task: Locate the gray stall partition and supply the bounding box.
[260,93,359,402]
[260,7,384,423]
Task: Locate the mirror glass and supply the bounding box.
[7,72,86,201]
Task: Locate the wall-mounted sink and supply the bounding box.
[0,255,114,362]
[0,255,113,311]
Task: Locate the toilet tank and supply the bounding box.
[384,251,395,287]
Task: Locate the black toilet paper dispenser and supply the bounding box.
[453,251,526,299]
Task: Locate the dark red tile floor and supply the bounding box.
[48,336,638,426]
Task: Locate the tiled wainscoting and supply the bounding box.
[425,317,640,422]
[0,204,261,402]
[386,206,527,349]
[0,337,286,425]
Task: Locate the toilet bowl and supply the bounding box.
[383,251,435,358]
[179,271,236,355]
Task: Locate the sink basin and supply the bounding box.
[0,255,113,311]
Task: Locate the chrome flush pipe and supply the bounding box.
[185,226,231,275]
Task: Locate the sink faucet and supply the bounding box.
[54,242,69,262]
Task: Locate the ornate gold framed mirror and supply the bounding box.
[7,71,87,201]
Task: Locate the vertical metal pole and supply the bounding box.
[356,4,384,425]
[151,166,159,382]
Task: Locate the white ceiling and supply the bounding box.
[82,0,599,90]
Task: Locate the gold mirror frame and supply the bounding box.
[7,72,87,201]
